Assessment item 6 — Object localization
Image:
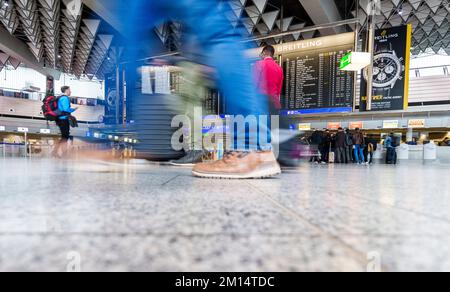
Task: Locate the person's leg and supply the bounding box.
[184,2,268,151]
[60,119,71,157]
[320,146,326,163]
[54,119,70,158]
[182,2,279,178]
[340,147,345,163]
[323,146,329,163]
[360,147,365,163]
[354,145,359,163]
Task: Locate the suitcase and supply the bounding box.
[328,151,335,163]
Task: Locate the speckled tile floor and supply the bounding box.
[0,158,449,272]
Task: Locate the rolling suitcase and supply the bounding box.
[328,145,335,163]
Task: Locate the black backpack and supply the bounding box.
[392,136,401,147]
[345,133,353,146]
[42,96,62,121]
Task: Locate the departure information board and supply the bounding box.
[246,32,356,115]
[282,45,354,113]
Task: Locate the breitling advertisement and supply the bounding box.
[360,24,412,111]
[104,72,123,125]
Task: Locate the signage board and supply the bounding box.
[349,121,364,130]
[327,122,342,130]
[17,127,29,133]
[360,24,412,111]
[298,123,312,131]
[340,52,371,71]
[40,129,51,134]
[383,120,399,129]
[408,119,426,128]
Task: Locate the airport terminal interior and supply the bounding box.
[1,0,450,273]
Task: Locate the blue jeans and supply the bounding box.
[122,0,269,151]
[354,145,365,163]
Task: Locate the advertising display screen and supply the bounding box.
[360,25,412,111]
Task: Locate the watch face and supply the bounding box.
[107,89,117,108]
[371,52,403,88]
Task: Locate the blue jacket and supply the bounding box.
[58,95,75,120]
[385,136,393,148]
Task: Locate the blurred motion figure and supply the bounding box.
[122,0,280,178]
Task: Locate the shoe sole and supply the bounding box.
[192,164,282,179]
[169,162,197,167]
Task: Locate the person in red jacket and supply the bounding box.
[254,45,284,112]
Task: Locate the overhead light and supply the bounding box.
[3,0,10,7]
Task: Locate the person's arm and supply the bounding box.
[60,96,75,114]
[277,68,284,97]
[253,61,264,89]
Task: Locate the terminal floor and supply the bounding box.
[1,158,450,272]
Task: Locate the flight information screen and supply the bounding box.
[281,45,354,114]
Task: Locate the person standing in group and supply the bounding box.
[385,133,397,164]
[334,127,347,164]
[345,128,353,164]
[320,129,332,164]
[352,128,365,164]
[364,134,378,165]
[52,86,76,158]
[309,129,323,163]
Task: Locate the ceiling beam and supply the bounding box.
[298,0,345,35]
[0,25,61,79]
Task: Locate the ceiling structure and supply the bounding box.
[155,0,450,56]
[356,0,450,56]
[1,0,450,80]
[0,0,119,79]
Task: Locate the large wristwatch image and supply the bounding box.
[364,43,405,96]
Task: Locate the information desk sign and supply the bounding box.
[18,127,29,133]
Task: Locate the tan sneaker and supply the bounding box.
[192,151,281,179]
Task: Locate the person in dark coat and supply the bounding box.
[309,130,323,163]
[345,128,353,164]
[319,129,331,163]
[334,127,347,163]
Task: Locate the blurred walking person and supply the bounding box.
[122,0,280,179]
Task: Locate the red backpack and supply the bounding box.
[42,96,62,121]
